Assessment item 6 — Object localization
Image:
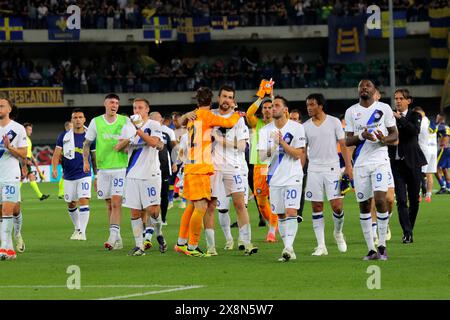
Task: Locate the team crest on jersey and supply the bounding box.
[256,188,262,194]
[372,110,384,123]
[306,191,312,198]
[98,190,104,197]
[357,192,364,199]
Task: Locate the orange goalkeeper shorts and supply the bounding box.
[253,164,269,197]
[183,174,212,201]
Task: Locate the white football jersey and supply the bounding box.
[418,116,437,154]
[211,110,249,173]
[303,115,344,172]
[345,101,396,168]
[258,120,306,187]
[0,120,28,183]
[123,119,162,179]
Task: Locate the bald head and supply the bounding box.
[149,111,162,123]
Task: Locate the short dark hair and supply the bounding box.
[71,108,84,115]
[274,95,289,108]
[395,88,412,101]
[23,122,32,128]
[413,106,424,113]
[306,93,326,108]
[218,85,235,99]
[133,97,150,107]
[104,93,120,101]
[196,87,213,106]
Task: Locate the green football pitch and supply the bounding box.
[1,182,449,300]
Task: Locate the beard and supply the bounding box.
[219,103,231,111]
[360,93,371,100]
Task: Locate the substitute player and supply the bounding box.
[174,87,245,257]
[246,79,279,242]
[258,96,306,262]
[204,85,255,255]
[58,121,74,199]
[22,123,50,201]
[116,98,165,256]
[83,93,130,250]
[344,79,398,261]
[414,106,438,202]
[52,109,96,241]
[0,98,28,260]
[303,93,352,256]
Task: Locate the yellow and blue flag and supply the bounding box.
[211,16,239,30]
[0,17,23,41]
[177,17,210,43]
[328,15,366,64]
[429,7,450,80]
[47,15,80,40]
[143,16,173,42]
[367,11,407,38]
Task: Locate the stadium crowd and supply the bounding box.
[0,0,440,29]
[0,46,434,93]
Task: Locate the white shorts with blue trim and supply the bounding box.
[0,181,20,203]
[269,184,302,214]
[353,164,390,202]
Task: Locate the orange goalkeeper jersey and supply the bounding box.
[185,108,241,175]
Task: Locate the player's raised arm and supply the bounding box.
[246,98,263,128]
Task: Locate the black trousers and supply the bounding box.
[392,160,422,237]
[160,176,170,223]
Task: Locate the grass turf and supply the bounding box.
[0,182,449,300]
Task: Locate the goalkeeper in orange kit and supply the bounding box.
[174,87,257,257]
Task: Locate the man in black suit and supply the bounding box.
[388,89,427,244]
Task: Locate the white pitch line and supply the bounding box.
[96,285,205,300]
[0,285,184,289]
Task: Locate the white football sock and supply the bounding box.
[150,215,162,237]
[239,224,251,245]
[312,212,325,247]
[205,228,215,249]
[332,210,344,233]
[377,212,389,247]
[284,217,298,250]
[78,206,90,234]
[372,222,378,239]
[131,218,143,248]
[68,207,79,231]
[177,237,187,246]
[1,217,13,250]
[109,224,120,243]
[278,218,287,246]
[13,211,23,236]
[360,213,375,251]
[218,210,233,242]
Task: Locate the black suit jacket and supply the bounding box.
[388,109,427,169]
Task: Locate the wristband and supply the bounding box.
[358,131,365,141]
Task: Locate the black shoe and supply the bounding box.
[258,220,266,227]
[58,195,64,200]
[39,194,50,201]
[436,188,447,195]
[230,221,238,228]
[402,234,413,244]
[156,235,167,253]
[297,215,303,223]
